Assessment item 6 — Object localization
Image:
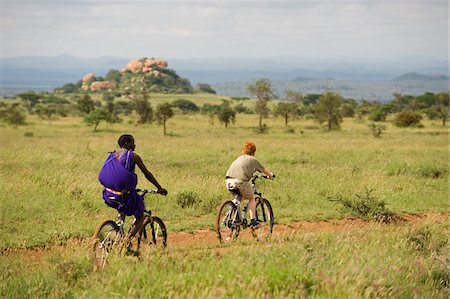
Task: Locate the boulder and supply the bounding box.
[90,81,116,91]
[121,57,168,73]
[82,73,95,83]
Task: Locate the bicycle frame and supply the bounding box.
[98,189,158,248]
[227,174,269,228]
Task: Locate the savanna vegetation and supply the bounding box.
[0,76,449,298]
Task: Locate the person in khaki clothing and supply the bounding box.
[225,142,274,229]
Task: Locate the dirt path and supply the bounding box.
[2,212,448,263]
[168,212,449,248]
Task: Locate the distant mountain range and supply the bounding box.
[0,55,448,100]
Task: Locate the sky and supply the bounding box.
[0,0,448,61]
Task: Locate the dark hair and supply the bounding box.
[118,134,134,148]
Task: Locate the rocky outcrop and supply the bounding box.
[82,73,95,83]
[121,57,168,75]
[77,57,190,93]
[89,81,116,91]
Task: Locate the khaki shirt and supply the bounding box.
[226,155,265,182]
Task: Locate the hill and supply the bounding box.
[211,75,449,102]
[392,72,449,81]
[54,57,194,94]
[0,55,448,99]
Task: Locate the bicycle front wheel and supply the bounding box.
[216,200,240,243]
[253,198,274,242]
[92,220,120,270]
[138,216,167,250]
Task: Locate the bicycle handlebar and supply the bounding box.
[136,189,160,196]
[251,173,275,183]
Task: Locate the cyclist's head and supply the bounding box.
[118,134,135,150]
[242,142,256,156]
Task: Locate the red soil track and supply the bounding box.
[2,212,448,264]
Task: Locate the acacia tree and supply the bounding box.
[84,108,108,132]
[286,90,304,104]
[436,91,449,126]
[273,90,304,126]
[247,79,275,128]
[0,103,27,127]
[315,91,343,131]
[155,103,174,135]
[34,103,59,121]
[16,91,42,113]
[132,91,153,124]
[217,105,236,128]
[77,94,95,115]
[273,102,299,126]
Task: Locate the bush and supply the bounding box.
[0,103,27,127]
[393,110,423,127]
[175,190,199,208]
[254,124,269,134]
[368,122,386,138]
[196,83,216,94]
[172,99,199,114]
[416,164,447,179]
[386,162,447,178]
[329,188,397,223]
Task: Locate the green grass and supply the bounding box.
[1,222,448,298]
[0,111,448,297]
[0,114,448,248]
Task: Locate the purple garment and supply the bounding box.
[98,150,145,217]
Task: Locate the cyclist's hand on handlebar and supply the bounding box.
[157,187,168,196]
[262,172,275,179]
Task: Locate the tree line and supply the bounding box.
[0,78,448,135]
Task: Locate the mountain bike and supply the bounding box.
[92,189,167,269]
[216,174,274,243]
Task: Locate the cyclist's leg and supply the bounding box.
[237,182,258,227]
[126,192,146,237]
[129,213,144,237]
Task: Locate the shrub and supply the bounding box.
[406,224,448,254]
[172,99,199,114]
[234,103,253,114]
[416,164,447,179]
[196,83,216,94]
[0,103,27,127]
[368,122,386,138]
[284,126,296,134]
[253,124,269,134]
[200,194,222,214]
[386,162,447,178]
[329,188,396,223]
[175,190,199,208]
[393,110,423,127]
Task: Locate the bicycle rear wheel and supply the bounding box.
[137,216,167,250]
[216,200,240,243]
[92,220,120,270]
[253,198,274,242]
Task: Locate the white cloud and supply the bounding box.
[0,0,447,60]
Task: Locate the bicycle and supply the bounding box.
[216,174,275,243]
[91,189,167,269]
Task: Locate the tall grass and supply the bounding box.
[0,115,448,248]
[0,113,448,297]
[0,222,448,298]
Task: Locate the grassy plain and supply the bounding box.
[0,107,448,298]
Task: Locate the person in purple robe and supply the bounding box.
[98,134,168,237]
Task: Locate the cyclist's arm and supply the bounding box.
[262,168,274,179]
[133,153,168,195]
